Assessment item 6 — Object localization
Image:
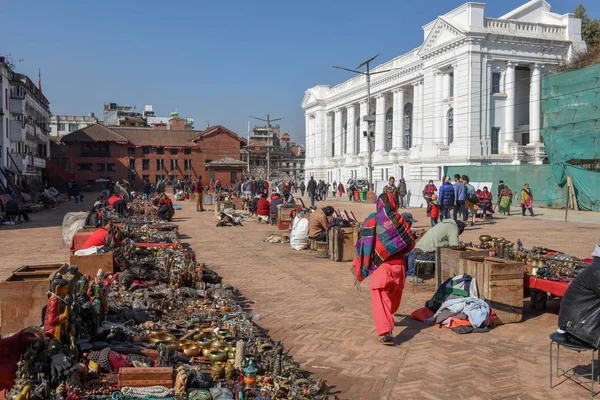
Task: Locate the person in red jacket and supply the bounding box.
[81,219,114,250]
[256,193,270,223]
[161,194,175,217]
[427,194,441,226]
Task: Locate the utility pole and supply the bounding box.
[249,113,284,181]
[333,55,402,200]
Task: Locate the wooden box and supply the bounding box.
[231,197,244,210]
[438,247,488,283]
[118,367,173,388]
[328,226,359,262]
[459,256,524,325]
[214,200,233,217]
[277,206,293,222]
[70,252,114,277]
[0,263,66,335]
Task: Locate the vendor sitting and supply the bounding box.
[406,218,465,281]
[81,219,114,250]
[109,194,127,216]
[4,198,29,223]
[308,205,335,242]
[557,245,600,348]
[157,198,173,221]
[256,193,270,223]
[270,193,283,225]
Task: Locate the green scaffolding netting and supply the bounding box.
[541,62,600,211]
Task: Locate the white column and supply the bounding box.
[434,71,444,144]
[529,64,542,145]
[304,114,311,159]
[334,109,342,157]
[326,112,333,158]
[392,88,404,149]
[505,62,516,144]
[359,100,368,154]
[374,94,385,152]
[346,104,355,155]
[413,81,423,146]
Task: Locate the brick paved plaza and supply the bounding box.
[1,198,600,399]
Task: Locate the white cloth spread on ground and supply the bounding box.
[433,297,491,328]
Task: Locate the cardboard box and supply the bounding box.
[0,263,66,335]
[70,252,114,277]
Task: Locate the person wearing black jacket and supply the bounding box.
[306,176,317,208]
[5,199,29,222]
[557,247,600,349]
[157,199,173,221]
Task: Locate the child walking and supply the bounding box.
[427,194,440,226]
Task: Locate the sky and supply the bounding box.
[2,0,598,144]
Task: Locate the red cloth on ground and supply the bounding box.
[81,228,108,249]
[370,255,406,336]
[257,198,270,216]
[0,330,37,390]
[108,195,121,208]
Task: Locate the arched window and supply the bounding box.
[403,103,412,149]
[355,117,360,154]
[447,108,454,145]
[385,108,393,152]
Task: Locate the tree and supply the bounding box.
[575,5,600,46]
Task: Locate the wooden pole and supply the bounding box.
[565,181,569,222]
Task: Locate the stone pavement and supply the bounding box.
[1,197,600,399]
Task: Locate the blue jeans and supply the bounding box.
[440,205,451,220]
[309,192,315,207]
[405,250,416,277]
[454,200,466,221]
[431,217,438,227]
[74,194,80,204]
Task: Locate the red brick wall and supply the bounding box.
[51,130,243,191]
[169,118,186,130]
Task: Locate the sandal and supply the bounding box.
[378,332,394,345]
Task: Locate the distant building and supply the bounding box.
[146,106,194,130]
[50,124,246,191]
[103,102,145,127]
[243,125,305,181]
[0,57,51,186]
[50,113,98,137]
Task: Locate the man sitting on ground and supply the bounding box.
[308,205,335,242]
[256,193,270,223]
[5,198,30,223]
[157,198,173,221]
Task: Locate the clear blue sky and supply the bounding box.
[2,0,597,144]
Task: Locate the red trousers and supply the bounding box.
[370,256,406,336]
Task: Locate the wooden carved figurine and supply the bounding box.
[43,275,69,340]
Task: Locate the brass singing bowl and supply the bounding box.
[479,235,492,243]
[155,341,179,352]
[181,343,201,357]
[178,339,196,350]
[217,329,232,338]
[202,347,212,358]
[208,350,227,363]
[227,349,236,359]
[148,332,177,344]
[223,337,237,347]
[198,338,213,348]
[260,343,274,352]
[211,340,228,351]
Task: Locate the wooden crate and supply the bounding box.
[0,263,66,335]
[231,197,244,210]
[482,257,524,325]
[278,206,293,222]
[438,247,488,283]
[458,256,524,324]
[329,226,359,262]
[70,252,114,277]
[118,367,173,388]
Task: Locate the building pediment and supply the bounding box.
[302,90,315,108]
[418,17,465,56]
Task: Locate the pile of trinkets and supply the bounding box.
[461,235,588,283]
[5,213,328,399]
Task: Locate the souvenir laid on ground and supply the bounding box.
[2,210,329,400]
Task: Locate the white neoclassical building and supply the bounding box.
[301,0,586,184]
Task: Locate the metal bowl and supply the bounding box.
[181,343,201,357]
[208,350,227,363]
[178,339,196,350]
[479,235,492,243]
[155,341,179,352]
[217,329,232,338]
[148,332,177,344]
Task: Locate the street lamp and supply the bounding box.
[333,54,402,201]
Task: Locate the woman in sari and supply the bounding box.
[354,192,416,344]
[499,186,513,215]
[520,183,534,216]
